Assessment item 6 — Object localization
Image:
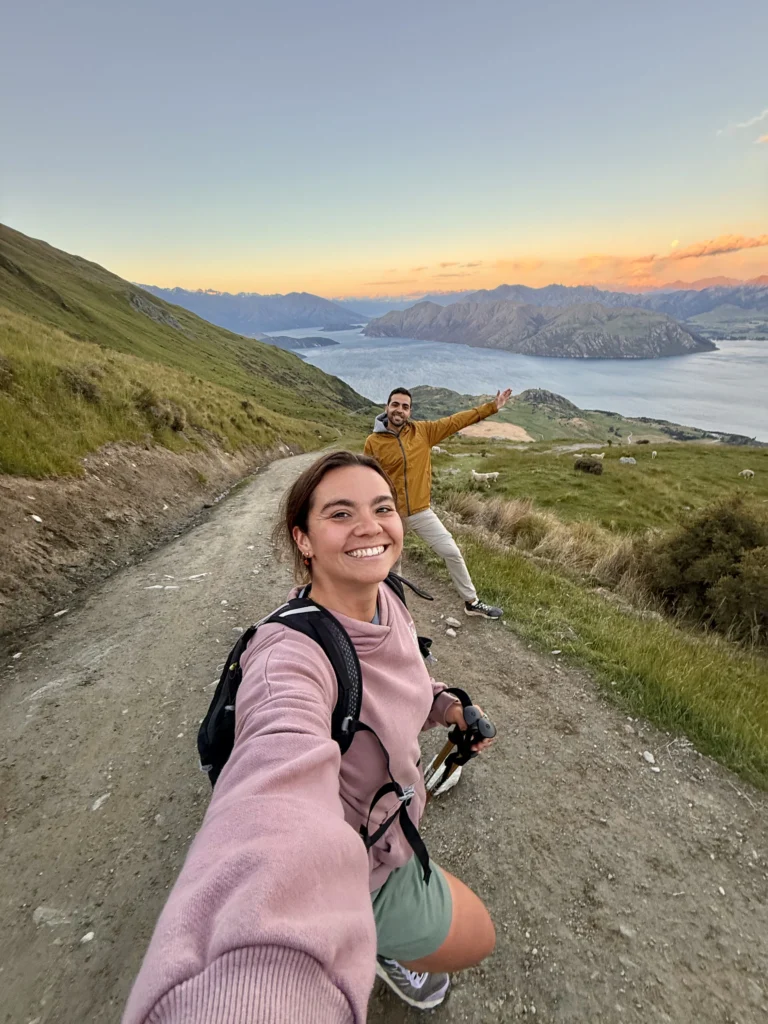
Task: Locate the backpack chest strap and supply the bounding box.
[349,720,431,885]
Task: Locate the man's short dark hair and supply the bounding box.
[387,387,412,405]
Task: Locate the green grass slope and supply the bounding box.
[0,224,375,476]
[432,440,768,534]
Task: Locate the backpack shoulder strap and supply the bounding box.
[385,571,434,603]
[265,598,363,755]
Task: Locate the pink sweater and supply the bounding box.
[123,582,459,1024]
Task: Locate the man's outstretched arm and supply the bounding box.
[425,389,512,446]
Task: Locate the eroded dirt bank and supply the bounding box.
[0,438,295,646]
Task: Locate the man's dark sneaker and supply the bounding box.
[375,957,451,1009]
[464,599,503,619]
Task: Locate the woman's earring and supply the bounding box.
[303,553,311,566]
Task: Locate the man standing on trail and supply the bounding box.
[364,386,512,619]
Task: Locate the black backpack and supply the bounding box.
[197,572,437,881]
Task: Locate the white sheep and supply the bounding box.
[471,469,500,486]
[589,453,605,460]
[619,456,637,465]
[739,469,755,479]
[431,445,448,455]
[652,451,657,459]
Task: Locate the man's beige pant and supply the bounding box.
[401,508,477,604]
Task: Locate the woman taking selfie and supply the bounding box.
[124,451,495,1024]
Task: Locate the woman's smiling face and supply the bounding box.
[293,465,403,587]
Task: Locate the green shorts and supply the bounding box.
[371,857,453,963]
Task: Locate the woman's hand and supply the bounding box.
[444,701,496,754]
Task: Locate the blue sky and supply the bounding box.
[1,0,766,295]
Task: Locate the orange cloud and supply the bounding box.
[439,261,459,268]
[668,234,768,261]
[757,134,768,144]
[410,265,428,272]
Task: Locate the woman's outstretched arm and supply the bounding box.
[123,627,375,1024]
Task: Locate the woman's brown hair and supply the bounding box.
[273,450,396,581]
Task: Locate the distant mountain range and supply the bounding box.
[343,279,768,340]
[363,300,715,359]
[140,286,364,334]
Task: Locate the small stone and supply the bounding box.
[618,923,636,940]
[80,931,95,944]
[31,514,43,523]
[623,724,635,735]
[221,600,228,605]
[445,617,461,628]
[718,886,725,896]
[53,609,69,618]
[551,649,562,655]
[642,751,656,764]
[12,652,22,660]
[445,628,458,638]
[650,766,661,773]
[91,793,110,811]
[33,906,70,928]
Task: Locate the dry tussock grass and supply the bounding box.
[440,489,651,599]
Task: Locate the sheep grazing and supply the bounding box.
[470,469,500,486]
[636,439,650,445]
[589,453,605,460]
[652,451,657,459]
[619,456,637,465]
[739,469,755,479]
[574,456,603,475]
[431,445,448,455]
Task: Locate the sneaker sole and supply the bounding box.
[464,607,502,619]
[375,962,450,1010]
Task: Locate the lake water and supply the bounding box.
[270,329,768,441]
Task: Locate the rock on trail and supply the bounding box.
[1,453,766,1024]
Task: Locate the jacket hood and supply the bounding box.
[373,411,390,433]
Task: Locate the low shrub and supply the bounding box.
[644,496,768,643]
[60,366,102,403]
[574,456,603,475]
[135,386,187,432]
[711,546,768,646]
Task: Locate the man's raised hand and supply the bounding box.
[495,388,512,411]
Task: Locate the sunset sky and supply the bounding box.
[2,0,766,297]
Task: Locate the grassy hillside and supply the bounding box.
[0,224,375,476]
[409,531,768,788]
[410,385,714,444]
[406,433,768,787]
[432,439,768,533]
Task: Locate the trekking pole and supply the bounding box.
[424,702,496,800]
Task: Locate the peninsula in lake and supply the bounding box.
[363,300,716,359]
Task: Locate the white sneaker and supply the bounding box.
[376,957,451,1009]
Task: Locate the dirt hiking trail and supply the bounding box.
[1,454,766,1024]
